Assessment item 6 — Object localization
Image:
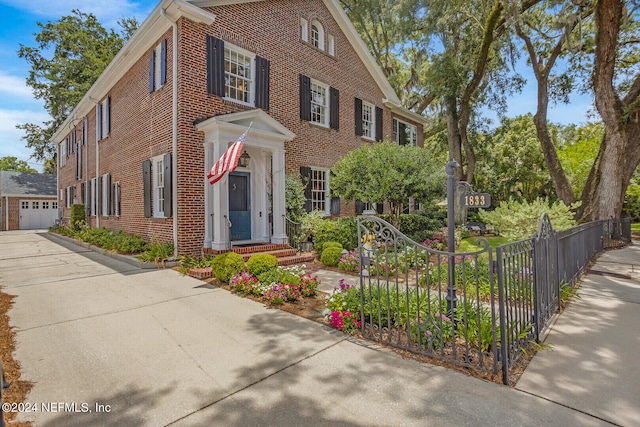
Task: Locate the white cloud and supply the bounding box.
[0,108,51,162]
[0,71,34,99]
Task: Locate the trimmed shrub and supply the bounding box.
[321,246,343,267]
[322,241,343,252]
[114,234,148,254]
[70,204,86,231]
[211,252,245,283]
[246,253,278,276]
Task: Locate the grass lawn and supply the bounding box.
[459,235,511,252]
[632,223,640,240]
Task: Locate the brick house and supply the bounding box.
[52,0,426,256]
[0,171,58,231]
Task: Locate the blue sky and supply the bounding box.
[0,0,596,172]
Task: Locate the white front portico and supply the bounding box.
[196,109,295,251]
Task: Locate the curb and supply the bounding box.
[45,232,179,270]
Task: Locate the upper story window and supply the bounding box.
[327,35,335,56]
[96,96,111,141]
[355,98,382,140]
[300,18,308,42]
[310,80,328,126]
[60,142,67,167]
[311,21,324,50]
[299,75,339,129]
[393,118,417,146]
[225,46,253,105]
[207,36,270,110]
[149,39,167,92]
[361,101,374,139]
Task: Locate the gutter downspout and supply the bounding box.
[161,7,179,258]
[96,111,100,229]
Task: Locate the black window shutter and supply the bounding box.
[355,200,364,215]
[255,56,270,109]
[149,50,155,92]
[330,196,340,215]
[97,176,102,215]
[355,98,363,136]
[143,160,152,217]
[207,35,225,96]
[299,74,311,121]
[375,107,383,141]
[160,39,167,86]
[163,153,172,217]
[106,174,112,215]
[116,183,121,217]
[300,166,312,212]
[329,87,339,130]
[376,203,384,214]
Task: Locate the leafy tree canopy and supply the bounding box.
[330,141,445,225]
[0,156,38,173]
[17,10,138,166]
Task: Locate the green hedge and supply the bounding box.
[246,253,278,276]
[211,252,245,283]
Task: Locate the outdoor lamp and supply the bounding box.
[239,150,251,168]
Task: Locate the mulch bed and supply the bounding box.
[0,289,33,426]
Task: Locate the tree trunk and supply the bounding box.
[585,0,640,220]
[445,96,464,181]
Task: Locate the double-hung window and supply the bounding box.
[393,118,417,146]
[207,36,270,110]
[224,46,253,105]
[310,168,329,213]
[361,102,374,139]
[153,156,165,218]
[310,81,328,126]
[299,75,339,129]
[96,96,111,141]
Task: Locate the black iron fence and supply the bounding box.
[357,215,631,385]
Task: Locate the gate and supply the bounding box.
[357,216,500,375]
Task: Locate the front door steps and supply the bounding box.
[191,244,315,279]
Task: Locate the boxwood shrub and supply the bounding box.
[246,253,278,276]
[321,246,343,267]
[211,252,245,283]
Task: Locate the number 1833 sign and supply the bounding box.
[460,193,491,208]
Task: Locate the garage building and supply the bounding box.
[0,171,58,231]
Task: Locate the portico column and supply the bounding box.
[204,141,214,248]
[271,147,287,244]
[211,141,230,251]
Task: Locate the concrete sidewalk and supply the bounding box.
[0,230,629,426]
[516,241,640,427]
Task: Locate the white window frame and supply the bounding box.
[362,101,375,140]
[43,201,49,209]
[152,155,165,218]
[101,97,110,138]
[393,118,417,146]
[21,201,29,210]
[311,20,324,50]
[60,142,66,167]
[154,43,163,91]
[310,79,329,127]
[327,34,335,56]
[362,202,377,214]
[224,44,254,106]
[309,167,330,215]
[52,201,58,210]
[101,174,110,216]
[300,18,308,42]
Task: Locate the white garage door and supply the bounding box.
[19,200,58,230]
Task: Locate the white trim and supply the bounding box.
[224,43,255,106]
[310,79,329,127]
[300,17,308,42]
[361,100,375,140]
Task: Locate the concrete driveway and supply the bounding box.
[0,230,611,426]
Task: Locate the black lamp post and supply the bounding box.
[446,159,460,318]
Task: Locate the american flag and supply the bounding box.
[207,125,251,185]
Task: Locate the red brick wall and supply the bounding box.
[57,0,424,255]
